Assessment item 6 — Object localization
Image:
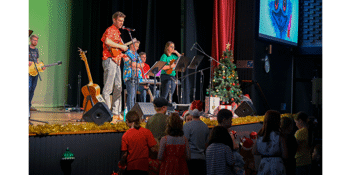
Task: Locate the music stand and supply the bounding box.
[174,56,191,103]
[145,61,166,96]
[174,56,191,73]
[187,55,204,101]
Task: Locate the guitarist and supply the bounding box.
[160,41,182,102]
[101,11,128,117]
[29,34,45,112]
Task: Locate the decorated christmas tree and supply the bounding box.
[207,43,243,104]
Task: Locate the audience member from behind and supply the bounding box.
[206,126,245,175]
[120,111,158,175]
[183,100,209,175]
[311,144,322,175]
[217,109,239,149]
[280,116,298,175]
[146,97,170,141]
[252,110,287,175]
[158,112,190,175]
[294,111,312,175]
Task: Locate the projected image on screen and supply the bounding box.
[259,0,299,46]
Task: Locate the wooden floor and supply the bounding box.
[29,107,90,126]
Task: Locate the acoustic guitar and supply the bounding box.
[29,61,62,76]
[110,38,137,65]
[78,48,106,112]
[166,55,186,75]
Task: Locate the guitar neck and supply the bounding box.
[124,40,136,46]
[83,60,93,84]
[43,62,60,68]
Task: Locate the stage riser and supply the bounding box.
[29,132,123,175]
[29,123,262,175]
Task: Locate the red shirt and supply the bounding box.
[142,63,150,78]
[101,25,126,61]
[121,127,157,171]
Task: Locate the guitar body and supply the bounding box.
[165,59,177,74]
[78,48,107,112]
[110,48,123,65]
[109,38,137,65]
[29,62,45,76]
[29,61,62,76]
[81,84,105,112]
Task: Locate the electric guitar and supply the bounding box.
[78,48,106,112]
[109,38,137,65]
[29,61,62,76]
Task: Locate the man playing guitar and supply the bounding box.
[101,11,128,117]
[29,34,46,113]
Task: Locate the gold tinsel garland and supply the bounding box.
[29,114,294,136]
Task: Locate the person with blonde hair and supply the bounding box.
[159,41,182,101]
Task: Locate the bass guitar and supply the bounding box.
[29,61,62,76]
[78,48,106,112]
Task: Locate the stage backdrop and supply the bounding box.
[29,0,71,107]
[211,0,236,65]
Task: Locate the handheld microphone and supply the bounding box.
[122,26,135,32]
[190,42,196,51]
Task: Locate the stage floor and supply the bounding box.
[29,107,121,126]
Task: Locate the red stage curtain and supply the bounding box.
[211,0,236,68]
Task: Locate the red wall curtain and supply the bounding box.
[211,0,236,68]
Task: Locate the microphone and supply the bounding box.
[122,26,135,32]
[190,42,197,51]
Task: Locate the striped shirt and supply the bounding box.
[206,143,234,175]
[206,143,245,175]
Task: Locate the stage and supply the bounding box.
[28,107,265,174]
[29,108,83,126]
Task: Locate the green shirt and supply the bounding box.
[145,113,168,141]
[160,53,178,77]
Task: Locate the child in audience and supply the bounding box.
[206,126,245,175]
[120,111,158,175]
[158,112,190,175]
[294,112,312,175]
[146,97,170,141]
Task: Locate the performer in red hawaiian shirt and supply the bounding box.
[101,11,129,118]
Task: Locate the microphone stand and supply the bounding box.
[192,43,227,115]
[126,30,138,108]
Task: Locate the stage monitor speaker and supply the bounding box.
[129,102,156,119]
[82,102,112,125]
[234,101,256,117]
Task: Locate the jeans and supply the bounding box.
[29,75,38,109]
[139,85,159,102]
[160,75,176,101]
[295,164,311,175]
[125,80,144,111]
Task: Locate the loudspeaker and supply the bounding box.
[82,102,112,125]
[130,102,156,119]
[234,101,256,117]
